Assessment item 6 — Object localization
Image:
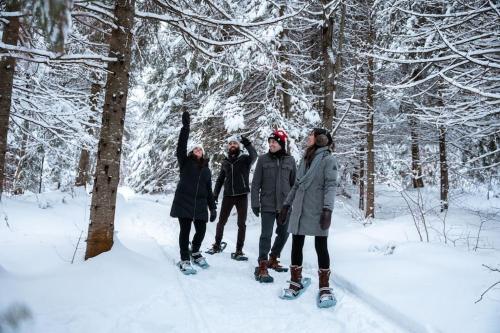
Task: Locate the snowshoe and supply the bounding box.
[231,251,248,261]
[280,277,311,299]
[191,252,209,269]
[254,260,274,283]
[177,260,197,275]
[317,288,337,308]
[205,241,227,255]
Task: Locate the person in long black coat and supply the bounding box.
[170,111,217,270]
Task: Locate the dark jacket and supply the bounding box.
[170,125,216,221]
[251,152,296,213]
[214,142,257,199]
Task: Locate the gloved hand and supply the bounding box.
[182,111,190,127]
[240,135,251,146]
[319,208,332,230]
[210,208,217,222]
[252,206,260,217]
[277,205,290,225]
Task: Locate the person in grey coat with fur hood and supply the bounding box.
[277,128,339,307]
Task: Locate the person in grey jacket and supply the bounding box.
[278,128,339,307]
[251,130,296,283]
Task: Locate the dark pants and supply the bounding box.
[179,218,206,261]
[215,194,248,251]
[258,212,289,262]
[291,234,330,269]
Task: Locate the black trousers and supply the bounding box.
[291,234,330,269]
[179,218,206,261]
[215,194,248,251]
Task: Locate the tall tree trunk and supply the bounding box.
[365,13,375,218]
[75,78,101,187]
[12,120,29,194]
[365,9,376,219]
[359,148,365,211]
[0,1,22,198]
[331,2,346,141]
[439,125,449,211]
[85,0,136,260]
[409,114,424,188]
[321,0,335,130]
[278,4,292,119]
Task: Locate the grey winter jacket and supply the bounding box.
[251,152,296,213]
[284,146,338,237]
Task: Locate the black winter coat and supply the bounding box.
[213,143,257,199]
[170,125,216,221]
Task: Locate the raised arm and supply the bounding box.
[240,135,257,165]
[176,111,190,168]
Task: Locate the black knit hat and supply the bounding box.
[312,128,333,147]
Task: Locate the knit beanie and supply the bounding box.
[268,129,288,151]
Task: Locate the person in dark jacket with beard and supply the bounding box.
[208,134,257,259]
[251,130,296,283]
[170,111,217,273]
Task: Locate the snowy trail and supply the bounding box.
[3,190,498,332]
[116,194,406,333]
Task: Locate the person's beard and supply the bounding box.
[228,146,240,156]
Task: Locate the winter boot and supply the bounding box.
[231,250,248,261]
[191,252,209,269]
[280,265,311,299]
[205,241,227,255]
[254,260,274,283]
[317,268,336,308]
[268,254,288,272]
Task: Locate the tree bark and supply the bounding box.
[75,79,101,187]
[359,148,365,211]
[278,4,292,119]
[85,0,136,260]
[439,125,449,211]
[0,0,22,198]
[365,13,376,219]
[409,114,424,188]
[320,0,335,130]
[12,120,29,194]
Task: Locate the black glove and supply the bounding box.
[182,111,190,127]
[252,206,260,217]
[210,208,217,222]
[320,208,332,230]
[240,135,251,146]
[277,205,290,225]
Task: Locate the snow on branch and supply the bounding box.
[0,42,117,62]
[395,5,496,19]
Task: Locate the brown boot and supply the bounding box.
[281,265,311,299]
[288,265,303,293]
[318,268,336,307]
[268,254,288,272]
[254,260,274,283]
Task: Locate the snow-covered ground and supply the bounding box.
[0,186,499,333]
